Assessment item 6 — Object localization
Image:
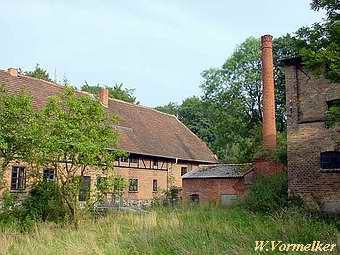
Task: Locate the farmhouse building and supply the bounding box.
[0,68,217,204]
[284,58,340,214]
[182,164,254,205]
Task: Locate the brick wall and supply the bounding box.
[285,62,340,214]
[181,178,246,204]
[1,159,199,202]
[254,159,286,176]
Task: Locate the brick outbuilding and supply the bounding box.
[182,164,255,205]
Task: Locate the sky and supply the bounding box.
[1,0,324,107]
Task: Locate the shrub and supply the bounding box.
[242,171,291,214]
[21,181,67,222]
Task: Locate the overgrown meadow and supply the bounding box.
[0,205,338,255]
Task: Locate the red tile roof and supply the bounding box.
[0,69,217,163]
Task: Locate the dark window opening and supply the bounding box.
[129,178,138,192]
[321,151,340,169]
[189,194,199,204]
[79,176,91,201]
[181,167,188,176]
[152,179,158,192]
[119,156,128,163]
[130,156,138,164]
[153,160,159,169]
[43,169,56,182]
[11,166,26,191]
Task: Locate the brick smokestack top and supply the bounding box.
[99,87,109,108]
[261,35,277,150]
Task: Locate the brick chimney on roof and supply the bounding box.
[98,87,109,108]
[7,68,18,77]
[261,35,277,150]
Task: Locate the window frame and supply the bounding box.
[119,156,129,163]
[128,178,138,192]
[320,151,340,170]
[181,167,188,176]
[129,156,139,164]
[152,179,158,192]
[79,176,91,201]
[43,168,56,182]
[152,160,159,169]
[11,166,26,192]
[189,194,199,204]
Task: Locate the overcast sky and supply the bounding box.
[1,0,323,107]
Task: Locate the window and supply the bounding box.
[130,156,139,164]
[128,178,138,192]
[11,166,26,191]
[181,167,188,176]
[152,160,159,169]
[79,176,91,201]
[120,156,128,163]
[189,194,199,204]
[43,169,56,182]
[320,151,340,169]
[152,179,158,192]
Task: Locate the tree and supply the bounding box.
[273,34,301,131]
[160,36,297,163]
[81,82,138,104]
[0,87,39,189]
[198,38,265,162]
[155,102,179,115]
[23,64,52,82]
[295,0,340,82]
[38,86,122,227]
[178,97,216,149]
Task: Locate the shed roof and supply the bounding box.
[182,164,253,179]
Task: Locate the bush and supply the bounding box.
[22,181,67,222]
[0,191,34,232]
[242,171,291,214]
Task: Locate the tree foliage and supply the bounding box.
[155,102,179,116]
[81,82,138,104]
[23,64,52,82]
[156,36,298,163]
[36,86,122,226]
[0,87,39,188]
[296,0,340,82]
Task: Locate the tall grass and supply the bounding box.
[0,205,338,255]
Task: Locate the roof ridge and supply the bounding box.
[108,97,178,118]
[0,69,93,97]
[17,72,65,90]
[1,69,181,120]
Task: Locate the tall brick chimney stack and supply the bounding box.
[261,35,277,150]
[98,87,109,108]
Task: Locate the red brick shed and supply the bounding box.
[182,164,255,205]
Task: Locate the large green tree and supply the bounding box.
[296,0,340,82]
[38,86,121,226]
[0,88,39,188]
[157,36,299,163]
[81,82,138,104]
